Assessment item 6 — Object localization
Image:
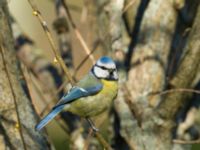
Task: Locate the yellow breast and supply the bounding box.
[66,80,118,117]
[100,79,118,95]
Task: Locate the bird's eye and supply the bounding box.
[96,65,107,70]
[100,66,108,70]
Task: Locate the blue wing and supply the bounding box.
[35,105,64,131]
[35,74,103,131]
[53,83,103,108]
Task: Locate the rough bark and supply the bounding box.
[118,0,200,149]
[158,4,200,121]
[107,0,125,52]
[82,0,200,149]
[167,0,199,79]
[127,0,178,108]
[0,2,50,149]
[119,0,183,149]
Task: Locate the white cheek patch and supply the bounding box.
[93,66,109,78]
[113,70,118,80]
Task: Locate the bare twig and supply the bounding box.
[27,0,75,86]
[61,3,82,13]
[56,79,69,95]
[58,0,136,73]
[73,40,100,77]
[20,64,40,115]
[26,67,70,134]
[151,88,200,96]
[122,0,137,13]
[173,139,200,144]
[27,1,111,148]
[62,0,137,75]
[0,45,27,150]
[61,0,96,65]
[27,70,55,116]
[83,128,93,150]
[95,132,113,150]
[56,40,100,99]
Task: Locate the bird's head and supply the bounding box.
[91,56,118,81]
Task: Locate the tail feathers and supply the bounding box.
[35,105,64,131]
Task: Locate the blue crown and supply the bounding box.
[99,56,114,64]
[96,56,116,69]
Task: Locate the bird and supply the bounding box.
[35,56,118,131]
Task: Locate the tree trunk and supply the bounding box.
[123,0,178,149]
[0,1,51,149]
[117,0,199,149]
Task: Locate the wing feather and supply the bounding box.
[53,83,103,109]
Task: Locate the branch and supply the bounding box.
[173,139,200,144]
[27,0,75,86]
[0,44,27,150]
[127,0,178,109]
[0,3,50,148]
[73,40,100,77]
[27,1,112,149]
[158,5,200,119]
[61,0,96,65]
[122,0,137,13]
[151,88,200,96]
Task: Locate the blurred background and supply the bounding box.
[0,0,198,149]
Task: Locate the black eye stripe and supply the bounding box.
[100,66,107,70]
[91,65,118,81]
[95,64,115,71]
[95,64,107,70]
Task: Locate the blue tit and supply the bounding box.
[35,56,118,131]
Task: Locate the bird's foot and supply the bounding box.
[91,125,99,132]
[86,118,99,132]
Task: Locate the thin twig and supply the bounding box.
[27,70,55,116]
[26,71,67,129]
[84,113,112,149]
[27,1,111,148]
[61,0,96,65]
[54,66,88,103]
[27,0,75,86]
[0,121,16,149]
[155,88,200,96]
[26,67,70,134]
[83,128,93,150]
[62,3,82,12]
[63,0,137,75]
[0,45,27,150]
[61,40,99,86]
[55,79,69,96]
[73,40,100,77]
[95,132,113,150]
[85,118,113,150]
[122,0,137,13]
[173,139,200,144]
[20,63,40,115]
[61,0,137,75]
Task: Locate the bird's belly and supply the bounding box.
[66,83,117,117]
[66,95,111,117]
